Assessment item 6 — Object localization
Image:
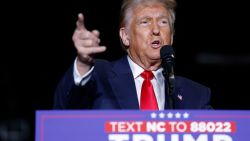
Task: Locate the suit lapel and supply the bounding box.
[108,56,139,109]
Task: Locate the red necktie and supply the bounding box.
[140,70,159,110]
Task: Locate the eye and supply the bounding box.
[159,19,169,26]
[162,20,168,24]
[140,20,149,25]
[139,18,151,25]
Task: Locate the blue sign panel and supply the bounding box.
[35,110,250,141]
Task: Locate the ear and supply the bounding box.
[119,27,130,46]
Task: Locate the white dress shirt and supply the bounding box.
[127,56,165,110]
[73,56,166,110]
[73,58,94,86]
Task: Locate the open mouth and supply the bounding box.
[151,40,161,48]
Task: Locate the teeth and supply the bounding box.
[152,41,160,44]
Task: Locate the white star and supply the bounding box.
[183,112,189,119]
[159,112,165,118]
[167,112,173,118]
[175,112,181,118]
[151,112,157,118]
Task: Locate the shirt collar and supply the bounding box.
[127,56,164,80]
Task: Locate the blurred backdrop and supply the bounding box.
[2,0,250,140]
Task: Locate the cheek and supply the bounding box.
[131,30,149,45]
[162,30,172,42]
[136,30,151,43]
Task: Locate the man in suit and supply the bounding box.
[53,0,212,110]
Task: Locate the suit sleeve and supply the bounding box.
[53,65,96,109]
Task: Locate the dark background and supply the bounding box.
[2,0,250,140]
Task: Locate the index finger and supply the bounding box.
[76,13,86,30]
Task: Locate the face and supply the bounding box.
[120,3,173,70]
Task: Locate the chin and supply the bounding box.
[150,53,160,59]
[149,56,161,61]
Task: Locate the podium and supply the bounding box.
[35,110,250,141]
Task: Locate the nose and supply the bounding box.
[152,21,160,36]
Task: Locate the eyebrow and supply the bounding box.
[137,15,169,22]
[139,13,169,19]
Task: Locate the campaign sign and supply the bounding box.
[35,110,250,141]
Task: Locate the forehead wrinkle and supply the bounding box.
[133,5,169,23]
[124,2,166,26]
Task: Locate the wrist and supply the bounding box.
[76,57,94,76]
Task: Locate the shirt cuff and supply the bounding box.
[73,58,94,86]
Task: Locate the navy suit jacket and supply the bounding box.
[54,56,212,109]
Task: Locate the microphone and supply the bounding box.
[160,45,175,109]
